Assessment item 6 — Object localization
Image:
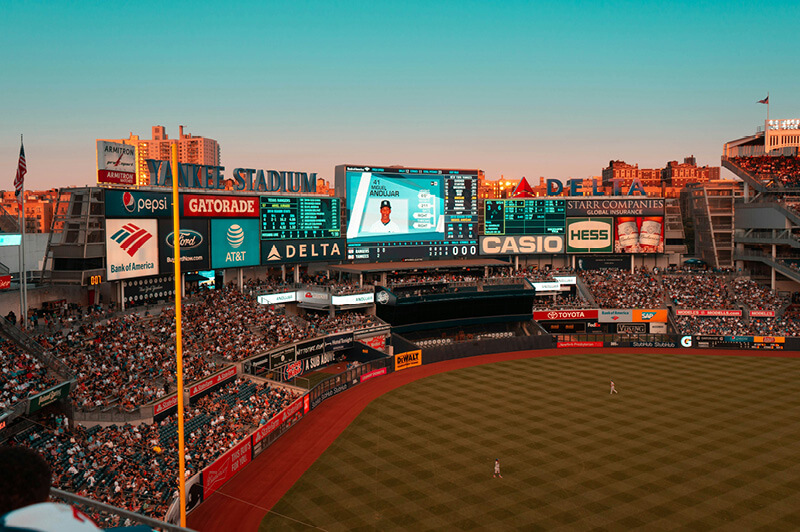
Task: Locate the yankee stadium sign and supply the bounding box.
[146,159,318,193]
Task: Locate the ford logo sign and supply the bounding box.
[166,230,203,250]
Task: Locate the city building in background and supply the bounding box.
[99,125,221,186]
[0,189,58,233]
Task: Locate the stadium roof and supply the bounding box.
[330,258,512,274]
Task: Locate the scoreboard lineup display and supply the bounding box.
[260,197,340,240]
[484,199,566,235]
[342,166,479,261]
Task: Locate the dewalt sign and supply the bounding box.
[394,350,422,371]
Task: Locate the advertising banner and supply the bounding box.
[188,366,237,399]
[302,350,336,372]
[106,219,160,281]
[284,360,304,380]
[295,337,327,361]
[632,309,669,322]
[252,396,305,448]
[27,381,71,414]
[97,141,136,186]
[325,332,354,352]
[576,255,630,270]
[557,341,603,348]
[296,290,330,305]
[256,292,297,305]
[553,276,576,285]
[395,350,422,371]
[362,335,387,350]
[566,198,666,217]
[614,216,664,253]
[121,275,175,306]
[310,381,349,409]
[617,323,647,334]
[650,322,668,334]
[599,309,632,323]
[0,275,10,289]
[331,292,375,306]
[544,322,585,333]
[153,394,178,420]
[202,438,252,499]
[479,235,564,255]
[532,281,561,292]
[566,218,613,253]
[360,367,387,383]
[269,345,296,370]
[158,219,210,272]
[261,238,345,264]
[183,194,259,217]
[533,309,599,321]
[105,190,173,218]
[676,309,742,317]
[750,310,776,317]
[210,218,260,269]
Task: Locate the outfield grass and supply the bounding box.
[260,352,800,531]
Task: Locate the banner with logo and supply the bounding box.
[202,437,252,499]
[675,309,742,317]
[532,281,561,292]
[360,367,387,383]
[252,396,305,451]
[269,345,297,370]
[533,309,599,321]
[106,219,160,281]
[325,332,354,352]
[27,381,71,414]
[188,366,237,401]
[616,323,647,334]
[479,235,565,255]
[158,219,210,272]
[750,310,776,318]
[97,141,136,186]
[632,309,669,322]
[650,322,668,334]
[0,275,10,290]
[395,350,422,371]
[183,194,259,218]
[295,337,327,361]
[256,292,297,305]
[105,190,173,218]
[152,393,178,421]
[296,290,330,305]
[598,309,632,323]
[121,275,175,306]
[566,198,665,217]
[261,238,345,264]
[556,341,603,348]
[210,218,260,269]
[566,218,613,253]
[361,335,387,350]
[331,292,375,306]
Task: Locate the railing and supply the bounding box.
[52,488,197,532]
[0,317,74,380]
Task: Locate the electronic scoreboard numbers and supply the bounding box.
[260,197,340,240]
[484,199,566,235]
[341,166,480,262]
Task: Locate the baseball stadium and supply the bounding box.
[2,121,800,531]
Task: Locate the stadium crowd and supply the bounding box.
[11,377,300,527]
[0,339,62,410]
[732,155,800,187]
[580,269,665,308]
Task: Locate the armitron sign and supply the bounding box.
[533,309,599,321]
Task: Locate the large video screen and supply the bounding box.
[338,165,479,261]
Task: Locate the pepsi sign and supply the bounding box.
[105,190,174,218]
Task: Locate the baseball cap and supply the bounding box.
[380,200,391,209]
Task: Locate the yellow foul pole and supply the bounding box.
[171,144,187,527]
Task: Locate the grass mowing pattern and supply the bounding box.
[260,353,800,531]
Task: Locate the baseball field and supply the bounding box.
[188,349,800,531]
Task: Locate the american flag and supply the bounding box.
[14,140,26,206]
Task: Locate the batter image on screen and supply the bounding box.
[346,173,444,242]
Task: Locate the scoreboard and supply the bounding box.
[484,199,565,235]
[260,197,341,240]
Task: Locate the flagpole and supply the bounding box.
[19,134,27,330]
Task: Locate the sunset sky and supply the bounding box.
[2,1,798,190]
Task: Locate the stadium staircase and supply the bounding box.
[0,316,74,381]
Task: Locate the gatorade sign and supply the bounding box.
[566,218,613,253]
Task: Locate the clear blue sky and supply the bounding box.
[2,0,798,190]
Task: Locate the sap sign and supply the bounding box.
[210,219,260,269]
[566,218,613,253]
[480,235,564,255]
